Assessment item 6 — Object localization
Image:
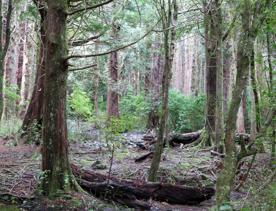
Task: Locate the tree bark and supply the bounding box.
[148,0,178,182]
[41,0,79,197]
[203,0,217,146]
[107,17,120,118]
[0,0,12,118]
[214,0,224,152]
[146,36,163,131]
[72,164,215,207]
[1,3,20,121]
[19,2,37,117]
[21,1,46,136]
[215,0,264,206]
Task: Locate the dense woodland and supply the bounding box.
[0,0,275,210]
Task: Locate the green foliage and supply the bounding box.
[119,93,150,131]
[168,90,205,133]
[0,118,22,143]
[68,87,92,120]
[4,85,20,102]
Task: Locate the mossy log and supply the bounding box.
[71,164,215,208]
[168,131,201,146]
[167,131,250,147]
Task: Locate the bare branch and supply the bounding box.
[70,33,104,46]
[69,64,97,72]
[222,13,238,41]
[68,0,114,16]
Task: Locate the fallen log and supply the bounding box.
[168,131,201,146]
[71,164,215,207]
[135,152,154,163]
[167,131,250,147]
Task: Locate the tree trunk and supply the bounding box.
[214,0,224,152]
[250,48,261,133]
[0,0,12,118]
[236,93,246,133]
[148,0,178,182]
[41,0,79,197]
[266,31,275,166]
[21,2,46,136]
[107,19,119,118]
[203,0,217,146]
[146,36,163,131]
[1,4,20,121]
[92,44,99,115]
[216,0,259,206]
[19,13,36,117]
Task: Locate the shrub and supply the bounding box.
[119,93,150,131]
[168,90,205,133]
[68,87,92,120]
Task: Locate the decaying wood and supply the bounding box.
[71,164,215,208]
[135,152,154,163]
[168,131,201,146]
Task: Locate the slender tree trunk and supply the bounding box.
[203,0,217,146]
[223,38,235,114]
[216,0,258,206]
[148,0,177,182]
[41,0,79,197]
[236,93,246,133]
[250,48,261,132]
[92,44,99,115]
[19,11,36,117]
[266,31,275,166]
[0,0,12,118]
[1,4,20,121]
[214,0,224,152]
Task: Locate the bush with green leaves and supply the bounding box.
[119,93,150,131]
[68,87,92,120]
[168,90,205,133]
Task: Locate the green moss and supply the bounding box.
[0,203,20,211]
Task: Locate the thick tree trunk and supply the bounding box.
[41,0,78,197]
[146,37,163,131]
[21,3,46,136]
[223,38,236,114]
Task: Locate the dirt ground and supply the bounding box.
[0,130,274,210]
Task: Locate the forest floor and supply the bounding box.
[0,126,275,210]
